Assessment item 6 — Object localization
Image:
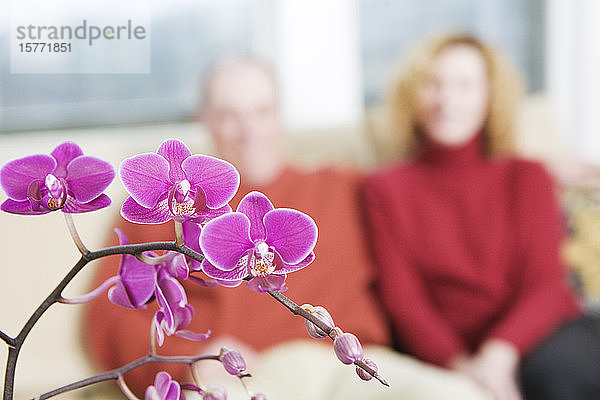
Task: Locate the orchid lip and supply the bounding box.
[250,246,276,277]
[27,180,41,202]
[26,176,68,211]
[45,174,63,198]
[45,177,68,210]
[167,185,195,218]
[167,183,208,221]
[173,179,191,202]
[255,241,269,257]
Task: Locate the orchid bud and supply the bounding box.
[202,385,227,400]
[145,371,184,400]
[220,348,247,376]
[356,358,378,381]
[251,394,267,400]
[333,332,364,365]
[303,305,334,339]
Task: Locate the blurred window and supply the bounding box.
[0,0,252,132]
[359,0,545,105]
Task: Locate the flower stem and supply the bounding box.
[32,353,221,400]
[174,221,184,247]
[150,320,157,356]
[191,361,204,388]
[135,252,176,265]
[63,213,89,255]
[239,375,253,398]
[58,276,118,304]
[0,329,14,346]
[117,375,140,400]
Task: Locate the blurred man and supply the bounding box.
[200,57,286,187]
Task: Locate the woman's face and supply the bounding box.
[416,44,490,147]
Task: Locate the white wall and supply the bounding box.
[547,0,600,162]
[251,0,364,130]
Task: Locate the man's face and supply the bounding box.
[201,64,282,169]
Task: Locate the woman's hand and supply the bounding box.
[449,339,522,400]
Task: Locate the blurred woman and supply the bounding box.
[363,33,600,400]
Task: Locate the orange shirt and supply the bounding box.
[83,166,390,395]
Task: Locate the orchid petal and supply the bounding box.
[181,155,240,208]
[121,196,171,224]
[187,275,220,287]
[182,221,203,271]
[0,155,56,201]
[50,142,83,178]
[119,153,171,208]
[201,259,249,281]
[165,253,189,280]
[145,386,161,400]
[108,231,157,309]
[247,275,287,293]
[117,262,157,308]
[153,314,165,346]
[155,289,175,334]
[174,329,211,342]
[274,252,315,274]
[114,228,130,246]
[155,371,171,395]
[62,194,111,213]
[176,304,194,329]
[193,203,232,224]
[199,212,253,271]
[237,191,274,241]
[107,282,136,309]
[264,208,318,264]
[108,281,147,309]
[66,156,115,203]
[1,198,50,215]
[158,272,188,305]
[156,139,192,183]
[156,272,189,334]
[180,383,202,393]
[216,279,243,287]
[165,383,181,400]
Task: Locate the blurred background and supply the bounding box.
[1,0,599,161]
[0,0,600,159]
[1,0,599,398]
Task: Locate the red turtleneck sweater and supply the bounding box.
[363,136,581,367]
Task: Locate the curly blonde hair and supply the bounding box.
[375,32,525,162]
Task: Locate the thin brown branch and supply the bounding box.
[117,375,140,400]
[174,221,184,246]
[33,353,220,400]
[63,213,89,255]
[0,329,14,347]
